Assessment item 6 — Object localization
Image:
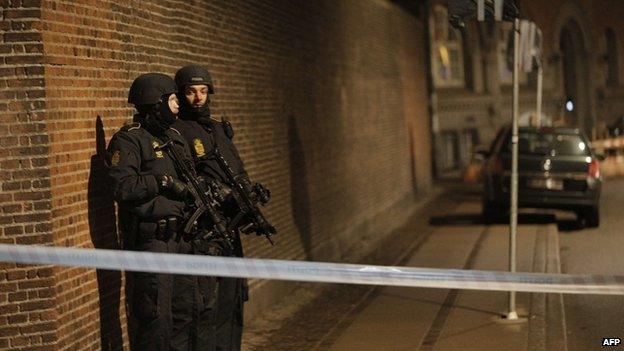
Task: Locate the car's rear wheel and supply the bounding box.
[576,206,600,228]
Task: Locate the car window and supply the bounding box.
[502,132,590,156]
[489,127,508,154]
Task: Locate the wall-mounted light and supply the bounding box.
[565,98,574,112]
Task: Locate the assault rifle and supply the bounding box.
[156,139,235,249]
[211,147,277,245]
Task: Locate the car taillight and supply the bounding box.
[588,159,600,179]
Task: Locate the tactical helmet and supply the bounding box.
[128,73,177,106]
[175,65,215,94]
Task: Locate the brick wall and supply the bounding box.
[1,0,431,349]
[0,0,58,350]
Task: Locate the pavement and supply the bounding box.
[243,185,567,351]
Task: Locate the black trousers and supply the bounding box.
[165,234,247,351]
[214,277,246,351]
[129,236,218,351]
[171,242,220,351]
[130,237,180,351]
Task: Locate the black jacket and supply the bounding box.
[106,121,192,220]
[172,117,247,183]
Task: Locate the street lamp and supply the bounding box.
[445,0,534,322]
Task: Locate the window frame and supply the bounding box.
[429,4,466,89]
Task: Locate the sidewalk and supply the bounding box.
[243,187,566,351]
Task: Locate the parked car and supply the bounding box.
[480,125,603,227]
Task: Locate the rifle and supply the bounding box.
[156,139,235,250]
[211,147,277,245]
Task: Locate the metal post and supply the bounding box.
[508,17,520,320]
[536,65,543,127]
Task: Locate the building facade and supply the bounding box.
[430,0,624,175]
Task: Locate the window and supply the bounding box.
[458,129,479,167]
[605,28,619,87]
[436,131,459,171]
[497,23,527,85]
[430,4,465,88]
[502,131,589,157]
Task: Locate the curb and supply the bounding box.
[545,222,568,351]
[527,222,568,351]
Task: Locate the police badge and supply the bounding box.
[193,138,206,157]
[153,141,164,158]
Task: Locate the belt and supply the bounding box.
[139,216,181,241]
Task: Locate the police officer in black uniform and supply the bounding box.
[106,73,198,351]
[172,64,256,351]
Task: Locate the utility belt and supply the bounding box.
[137,216,182,242]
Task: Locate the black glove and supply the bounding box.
[208,180,232,204]
[193,236,231,256]
[155,174,188,199]
[253,182,271,205]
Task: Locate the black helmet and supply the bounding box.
[128,73,177,106]
[175,65,215,94]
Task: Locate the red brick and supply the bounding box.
[17,277,53,290]
[9,335,28,347]
[36,269,52,278]
[1,181,21,191]
[8,314,27,324]
[0,326,19,337]
[14,191,49,201]
[3,32,42,42]
[19,322,55,335]
[3,226,24,236]
[2,204,22,213]
[6,270,25,281]
[38,310,56,321]
[34,223,51,233]
[8,291,27,302]
[16,235,44,245]
[41,332,57,343]
[19,299,53,312]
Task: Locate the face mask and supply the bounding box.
[193,104,211,119]
[142,94,178,134]
[158,94,178,126]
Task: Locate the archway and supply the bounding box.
[560,19,592,135]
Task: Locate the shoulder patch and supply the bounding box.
[110,150,121,166]
[120,122,141,132]
[222,119,234,139]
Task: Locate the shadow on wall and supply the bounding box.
[408,123,418,197]
[87,116,123,351]
[288,114,313,261]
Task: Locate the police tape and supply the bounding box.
[1,244,623,295]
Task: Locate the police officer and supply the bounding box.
[106,73,198,350]
[172,64,254,351]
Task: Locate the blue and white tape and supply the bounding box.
[1,244,623,295]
